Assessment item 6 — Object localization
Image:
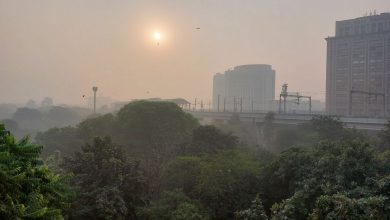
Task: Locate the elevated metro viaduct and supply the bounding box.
[186,111,388,131]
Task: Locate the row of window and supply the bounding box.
[337,20,390,36]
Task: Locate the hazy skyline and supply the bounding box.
[1,0,390,105]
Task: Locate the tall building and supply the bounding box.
[326,12,390,117]
[212,64,275,112]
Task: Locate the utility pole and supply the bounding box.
[92,86,98,113]
[251,99,254,112]
[279,83,312,114]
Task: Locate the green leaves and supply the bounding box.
[162,150,262,219]
[0,125,72,219]
[235,196,268,220]
[309,194,389,220]
[63,137,146,220]
[263,141,390,219]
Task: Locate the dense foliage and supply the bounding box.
[62,137,146,220]
[0,125,72,219]
[21,102,390,219]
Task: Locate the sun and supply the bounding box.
[154,32,161,41]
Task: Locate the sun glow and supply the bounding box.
[154,32,161,41]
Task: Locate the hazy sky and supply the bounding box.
[1,0,390,105]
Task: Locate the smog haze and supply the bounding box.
[1,0,389,104]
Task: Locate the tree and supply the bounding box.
[378,120,390,151]
[47,106,80,127]
[266,141,390,219]
[1,119,23,139]
[77,113,115,140]
[309,194,388,220]
[62,137,146,220]
[235,196,268,220]
[0,124,72,219]
[310,116,344,140]
[116,101,199,195]
[162,156,202,196]
[36,126,84,157]
[195,151,261,219]
[41,97,54,108]
[137,189,208,220]
[35,101,200,197]
[116,101,198,153]
[271,126,318,153]
[13,107,45,131]
[188,125,238,155]
[259,148,314,211]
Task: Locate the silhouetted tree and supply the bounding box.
[41,97,54,108]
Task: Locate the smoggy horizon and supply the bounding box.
[1,0,390,105]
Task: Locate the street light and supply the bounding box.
[92,86,98,113]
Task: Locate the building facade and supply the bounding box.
[326,13,390,117]
[212,64,275,112]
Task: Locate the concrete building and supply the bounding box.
[212,64,275,112]
[326,12,390,117]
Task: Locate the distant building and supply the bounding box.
[326,12,390,117]
[212,64,275,112]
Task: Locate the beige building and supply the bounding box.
[213,64,275,112]
[326,13,390,117]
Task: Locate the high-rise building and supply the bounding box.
[326,12,390,117]
[212,64,275,112]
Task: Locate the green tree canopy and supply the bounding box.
[187,125,238,155]
[137,189,208,220]
[265,141,390,219]
[62,137,147,220]
[0,124,72,219]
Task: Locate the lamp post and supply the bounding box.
[92,86,98,113]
